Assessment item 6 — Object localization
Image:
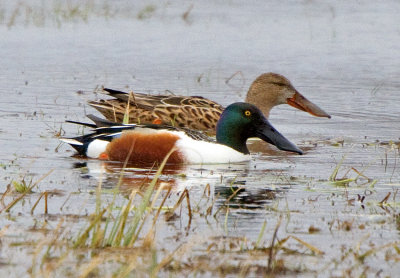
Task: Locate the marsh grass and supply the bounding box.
[1,169,53,213]
[16,149,179,277]
[329,156,377,187]
[0,158,323,276]
[1,152,400,276]
[2,174,399,277]
[12,178,32,193]
[74,147,176,249]
[122,91,134,124]
[0,2,160,28]
[3,2,93,28]
[137,5,156,20]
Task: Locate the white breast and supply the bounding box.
[174,133,250,164]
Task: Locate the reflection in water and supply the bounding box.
[248,138,316,156]
[71,159,288,210]
[71,159,289,212]
[247,139,287,155]
[71,159,253,191]
[72,160,182,191]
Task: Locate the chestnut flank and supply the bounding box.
[105,131,185,164]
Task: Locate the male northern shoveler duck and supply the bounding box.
[61,102,302,164]
[88,73,330,134]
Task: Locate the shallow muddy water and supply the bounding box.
[0,1,400,277]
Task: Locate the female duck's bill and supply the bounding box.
[88,73,330,134]
[61,102,302,165]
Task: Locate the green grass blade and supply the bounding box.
[123,147,176,246]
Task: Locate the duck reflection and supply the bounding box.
[72,160,253,191]
[71,158,290,210]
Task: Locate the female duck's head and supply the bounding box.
[245,73,331,119]
[216,102,303,155]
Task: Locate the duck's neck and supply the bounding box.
[216,122,249,154]
[245,85,276,118]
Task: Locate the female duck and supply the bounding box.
[61,103,302,164]
[89,73,330,134]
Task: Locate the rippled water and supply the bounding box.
[0,1,399,276]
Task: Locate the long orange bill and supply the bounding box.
[287,91,331,118]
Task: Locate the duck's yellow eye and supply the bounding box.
[244,110,251,117]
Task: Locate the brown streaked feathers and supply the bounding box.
[89,88,223,134]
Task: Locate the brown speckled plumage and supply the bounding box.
[89,88,223,134]
[89,73,330,135]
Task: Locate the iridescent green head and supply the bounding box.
[216,102,302,155]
